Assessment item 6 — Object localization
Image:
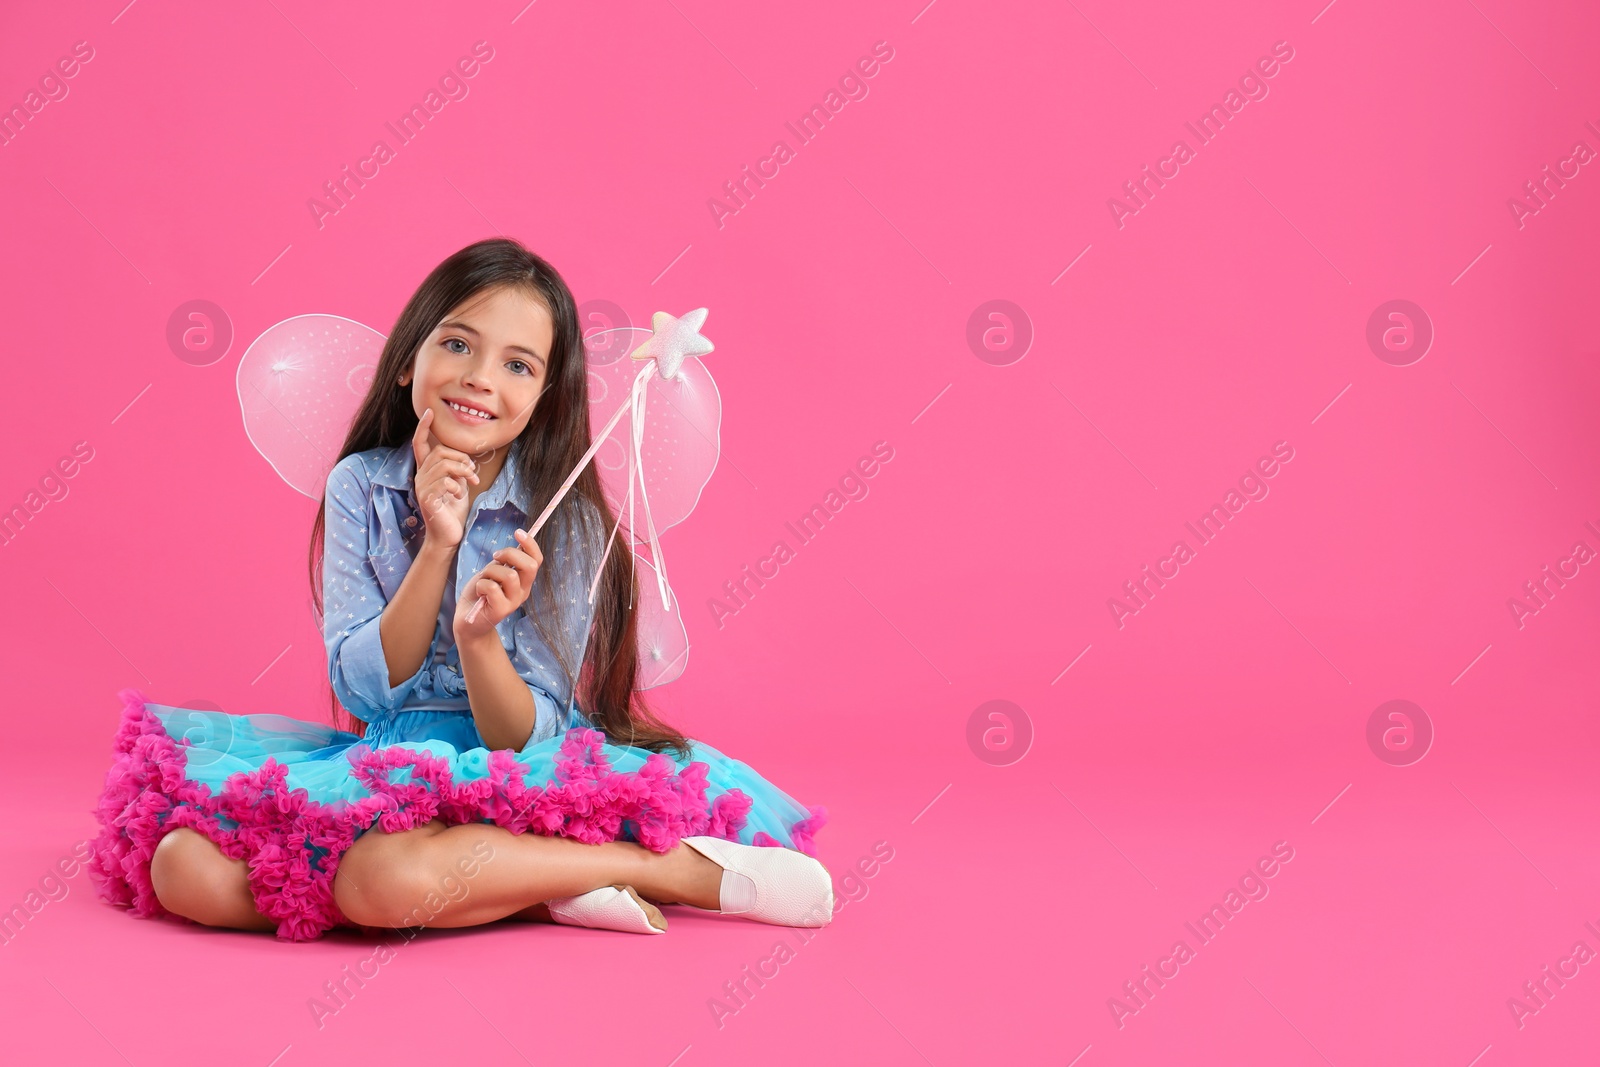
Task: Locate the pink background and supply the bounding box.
[3,0,1598,1063]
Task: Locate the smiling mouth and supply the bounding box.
[446,400,497,421]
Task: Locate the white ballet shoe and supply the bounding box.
[678,836,835,928]
[545,884,666,934]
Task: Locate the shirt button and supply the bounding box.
[406,517,418,527]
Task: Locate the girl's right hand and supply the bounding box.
[411,408,481,549]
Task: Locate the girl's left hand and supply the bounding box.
[453,529,544,640]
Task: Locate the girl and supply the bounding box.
[89,238,832,941]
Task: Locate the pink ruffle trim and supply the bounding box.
[88,689,829,942]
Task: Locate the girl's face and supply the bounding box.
[405,285,554,456]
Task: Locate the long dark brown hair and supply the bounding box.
[308,237,690,758]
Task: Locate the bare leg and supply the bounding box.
[147,820,726,935]
[333,820,724,930]
[150,827,276,932]
[147,826,574,932]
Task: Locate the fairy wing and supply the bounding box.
[235,307,718,692]
[630,551,690,689]
[236,314,385,499]
[578,309,721,689]
[584,324,722,542]
[234,309,725,525]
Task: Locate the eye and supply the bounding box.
[508,359,535,375]
[443,337,469,354]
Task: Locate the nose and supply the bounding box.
[460,355,494,393]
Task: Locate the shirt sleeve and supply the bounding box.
[322,458,428,723]
[519,684,565,751]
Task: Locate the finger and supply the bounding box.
[491,561,523,599]
[475,573,511,613]
[421,443,479,469]
[491,548,534,575]
[514,528,544,565]
[476,559,521,591]
[491,546,538,587]
[426,481,455,507]
[480,556,527,598]
[427,480,465,507]
[420,457,480,493]
[411,408,435,468]
[428,458,480,486]
[424,489,455,514]
[480,564,514,598]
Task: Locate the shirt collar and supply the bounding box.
[370,437,533,517]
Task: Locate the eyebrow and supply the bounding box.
[438,319,547,363]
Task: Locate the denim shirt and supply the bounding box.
[321,438,602,753]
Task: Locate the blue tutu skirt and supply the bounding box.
[89,690,827,941]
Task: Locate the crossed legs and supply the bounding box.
[149,820,724,934]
